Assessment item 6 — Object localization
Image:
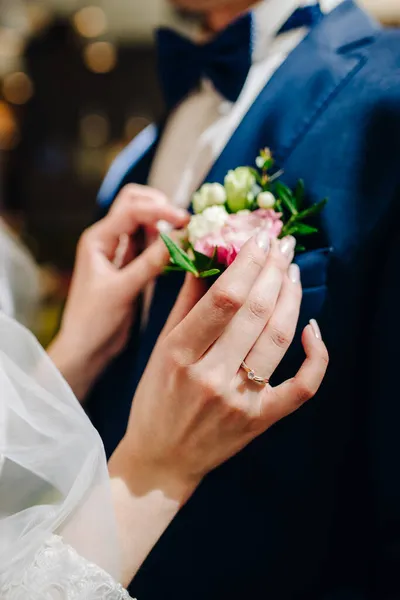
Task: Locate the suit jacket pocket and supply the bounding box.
[294,247,333,290]
[264,246,333,392]
[295,247,333,326]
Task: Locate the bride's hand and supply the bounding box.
[48,184,188,401]
[112,232,329,497]
[109,232,328,585]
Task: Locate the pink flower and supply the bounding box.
[194,209,283,267]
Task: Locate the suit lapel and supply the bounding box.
[98,1,379,213]
[97,121,166,213]
[204,0,380,184]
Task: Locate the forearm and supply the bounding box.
[47,333,106,402]
[108,439,199,588]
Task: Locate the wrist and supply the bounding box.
[47,332,104,402]
[109,438,201,508]
[109,439,200,586]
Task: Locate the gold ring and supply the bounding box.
[241,361,269,386]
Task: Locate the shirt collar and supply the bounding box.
[252,0,345,61]
[251,0,301,62]
[158,2,204,39]
[160,0,345,60]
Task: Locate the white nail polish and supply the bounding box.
[157,220,173,233]
[280,236,296,257]
[255,228,270,253]
[309,319,322,340]
[288,264,300,284]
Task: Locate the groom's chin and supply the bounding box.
[168,0,232,13]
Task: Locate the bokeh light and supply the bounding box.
[25,4,53,34]
[0,29,25,76]
[80,113,110,148]
[73,6,108,39]
[83,41,117,73]
[125,115,151,140]
[0,101,19,150]
[3,72,34,105]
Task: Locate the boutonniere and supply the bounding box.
[161,148,327,278]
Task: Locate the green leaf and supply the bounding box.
[279,214,296,238]
[275,181,298,215]
[295,223,319,236]
[284,223,318,237]
[198,268,221,279]
[189,245,219,272]
[297,198,328,220]
[263,157,274,171]
[295,244,306,252]
[284,226,299,237]
[295,179,305,209]
[192,249,214,271]
[160,233,199,276]
[163,265,186,273]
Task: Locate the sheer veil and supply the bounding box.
[0,312,122,593]
[0,219,41,329]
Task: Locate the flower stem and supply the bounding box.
[280,213,297,238]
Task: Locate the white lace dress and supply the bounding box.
[0,316,136,600]
[0,536,134,599]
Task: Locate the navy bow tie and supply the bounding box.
[156,3,323,111]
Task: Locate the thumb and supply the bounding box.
[120,237,170,295]
[159,273,208,341]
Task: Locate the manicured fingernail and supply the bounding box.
[310,319,322,340]
[288,263,300,283]
[255,228,270,253]
[280,236,296,257]
[157,220,173,233]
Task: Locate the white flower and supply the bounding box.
[192,191,208,215]
[224,167,256,213]
[257,191,276,209]
[188,205,229,244]
[255,156,265,168]
[192,183,226,214]
[206,183,227,205]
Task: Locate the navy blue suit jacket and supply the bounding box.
[87,2,400,598]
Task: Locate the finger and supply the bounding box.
[112,233,136,269]
[168,229,271,364]
[240,262,302,382]
[110,184,189,235]
[159,274,208,342]
[204,237,296,376]
[96,199,189,259]
[110,183,170,215]
[119,237,171,296]
[258,321,329,428]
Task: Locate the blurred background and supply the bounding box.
[0,0,398,342]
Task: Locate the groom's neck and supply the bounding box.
[205,0,256,33]
[171,0,257,34]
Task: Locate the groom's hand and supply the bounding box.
[48,184,189,401]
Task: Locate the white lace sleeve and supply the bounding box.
[1,536,134,600]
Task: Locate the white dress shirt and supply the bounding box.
[149,0,343,208]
